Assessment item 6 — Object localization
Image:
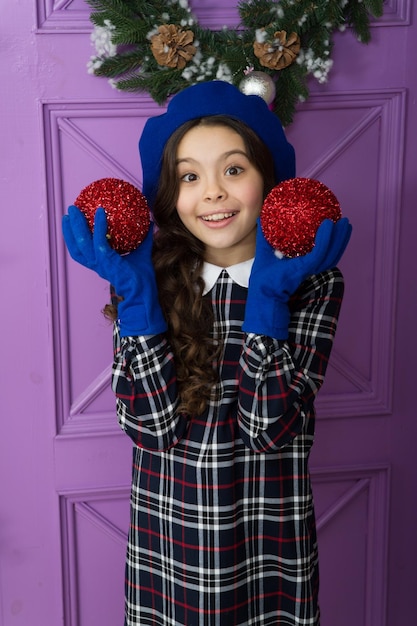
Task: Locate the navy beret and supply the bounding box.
[139,80,296,208]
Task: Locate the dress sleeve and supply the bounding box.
[112,327,188,451]
[237,268,344,453]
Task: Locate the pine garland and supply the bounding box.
[86,0,384,126]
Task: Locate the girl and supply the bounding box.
[63,80,351,626]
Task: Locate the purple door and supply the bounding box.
[1,1,416,625]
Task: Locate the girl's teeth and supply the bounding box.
[202,212,235,222]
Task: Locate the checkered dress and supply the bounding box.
[112,267,344,626]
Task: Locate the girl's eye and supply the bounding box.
[180,172,198,183]
[225,165,243,176]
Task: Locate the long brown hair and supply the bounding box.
[151,115,276,416]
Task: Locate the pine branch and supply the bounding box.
[274,63,309,127]
[363,0,384,18]
[94,51,142,78]
[238,0,277,29]
[344,1,373,43]
[116,69,184,104]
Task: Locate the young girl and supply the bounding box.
[63,80,351,626]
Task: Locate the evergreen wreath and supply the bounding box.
[86,0,384,126]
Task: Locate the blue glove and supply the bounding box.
[62,205,167,337]
[242,217,352,339]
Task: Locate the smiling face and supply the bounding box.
[175,124,265,267]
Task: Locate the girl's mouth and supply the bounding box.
[201,212,236,222]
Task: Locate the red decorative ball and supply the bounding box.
[74,178,150,254]
[260,177,342,257]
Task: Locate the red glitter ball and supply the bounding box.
[74,178,150,254]
[260,177,342,257]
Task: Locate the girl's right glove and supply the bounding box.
[242,217,352,340]
[62,205,167,337]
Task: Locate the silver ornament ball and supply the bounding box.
[239,71,276,105]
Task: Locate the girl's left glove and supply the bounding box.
[242,217,352,340]
[62,205,167,337]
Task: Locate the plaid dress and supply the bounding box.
[112,267,344,626]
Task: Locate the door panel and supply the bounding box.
[291,90,405,418]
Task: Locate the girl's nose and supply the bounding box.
[205,191,225,202]
[204,177,226,202]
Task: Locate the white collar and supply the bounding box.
[202,258,254,295]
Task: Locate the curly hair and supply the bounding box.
[151,115,276,416]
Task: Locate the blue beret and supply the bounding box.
[139,81,295,208]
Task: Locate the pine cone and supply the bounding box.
[253,30,301,70]
[151,24,196,70]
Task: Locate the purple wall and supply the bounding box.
[1,2,416,625]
